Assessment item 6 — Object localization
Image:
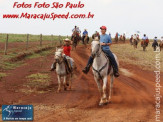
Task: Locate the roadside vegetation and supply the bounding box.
[111,43,163,71]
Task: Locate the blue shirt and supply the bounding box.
[83,31,88,36]
[100,34,112,50]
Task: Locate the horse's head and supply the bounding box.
[91,39,101,57]
[55,48,63,64]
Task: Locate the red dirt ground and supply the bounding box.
[0,44,163,122]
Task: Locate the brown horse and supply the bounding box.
[159,42,163,51]
[83,34,89,48]
[115,34,118,43]
[141,40,149,51]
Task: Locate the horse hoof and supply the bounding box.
[57,90,61,93]
[99,103,104,106]
[104,102,109,105]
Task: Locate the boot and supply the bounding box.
[82,56,94,74]
[50,62,56,71]
[113,68,120,77]
[82,64,91,74]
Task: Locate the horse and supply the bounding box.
[119,35,123,42]
[159,42,163,51]
[83,34,89,47]
[141,39,149,51]
[71,31,81,50]
[55,48,73,92]
[129,37,133,45]
[152,41,158,51]
[115,35,118,43]
[91,39,119,106]
[123,36,126,43]
[133,39,138,49]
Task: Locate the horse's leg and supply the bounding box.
[63,76,67,91]
[68,75,72,90]
[102,76,108,105]
[109,75,114,102]
[57,75,61,92]
[94,76,103,105]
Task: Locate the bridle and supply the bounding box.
[55,55,64,65]
[92,43,109,79]
[92,43,102,57]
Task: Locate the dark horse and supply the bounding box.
[152,41,158,51]
[133,39,138,49]
[71,32,81,50]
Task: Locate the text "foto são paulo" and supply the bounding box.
[13,1,85,9]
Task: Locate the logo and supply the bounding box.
[2,105,33,121]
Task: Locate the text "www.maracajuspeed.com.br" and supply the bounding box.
[2,12,94,20]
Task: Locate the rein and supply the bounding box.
[56,57,64,65]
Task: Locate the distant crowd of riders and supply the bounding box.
[50,25,163,78]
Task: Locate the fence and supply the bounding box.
[0,33,69,55]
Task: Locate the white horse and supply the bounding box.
[55,49,72,92]
[91,40,119,106]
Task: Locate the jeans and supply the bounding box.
[86,49,118,72]
[102,49,118,72]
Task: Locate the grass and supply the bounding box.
[0,33,67,42]
[26,73,51,89]
[0,73,7,81]
[19,73,52,94]
[111,43,163,71]
[26,50,52,59]
[0,45,55,70]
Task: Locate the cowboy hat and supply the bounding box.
[63,38,71,42]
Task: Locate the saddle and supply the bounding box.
[63,58,72,75]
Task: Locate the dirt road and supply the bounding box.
[0,45,162,122]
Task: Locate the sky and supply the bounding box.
[0,0,163,38]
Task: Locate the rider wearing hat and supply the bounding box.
[82,29,88,44]
[63,38,71,57]
[152,36,158,47]
[50,38,72,72]
[82,26,120,77]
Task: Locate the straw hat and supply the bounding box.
[63,38,71,42]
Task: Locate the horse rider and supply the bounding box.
[82,29,88,44]
[152,37,158,47]
[141,34,149,46]
[50,38,74,73]
[137,34,140,42]
[72,26,81,33]
[92,31,100,40]
[130,35,133,45]
[82,26,120,77]
[160,37,163,45]
[123,33,126,40]
[71,26,81,40]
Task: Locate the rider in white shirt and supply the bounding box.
[160,37,163,43]
[72,26,81,34]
